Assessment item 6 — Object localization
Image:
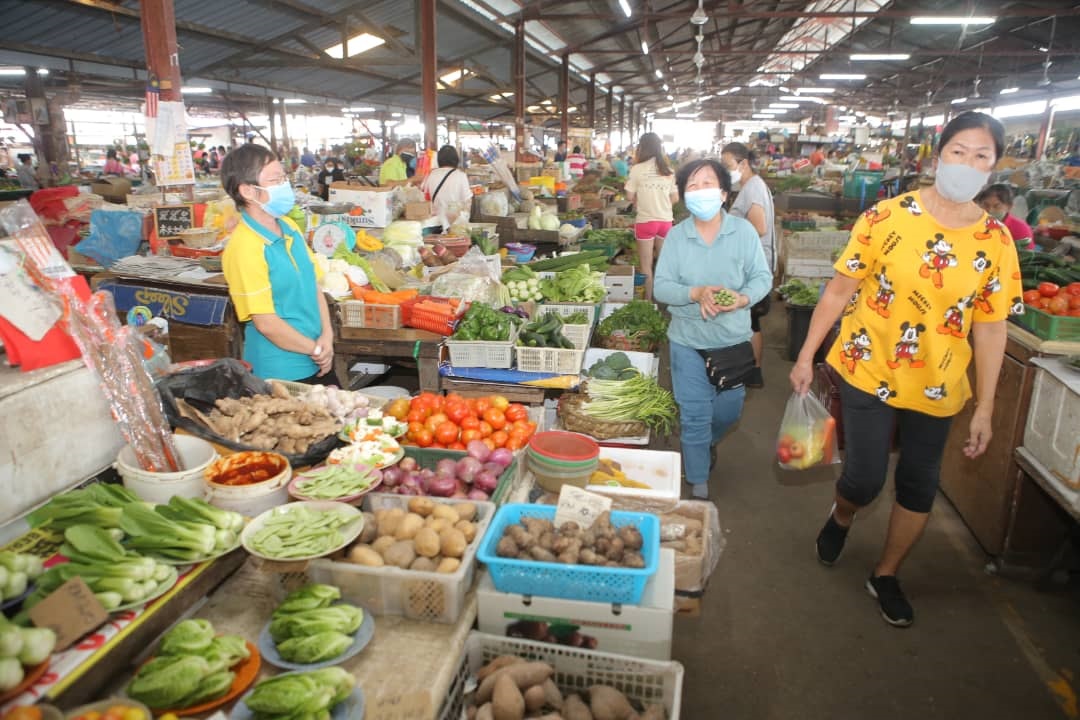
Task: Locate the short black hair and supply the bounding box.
[558,140,567,147]
[221,144,277,209]
[17,153,31,163]
[106,148,117,160]
[437,145,459,168]
[720,142,756,168]
[938,111,1004,161]
[572,145,581,154]
[675,159,731,201]
[976,183,1015,206]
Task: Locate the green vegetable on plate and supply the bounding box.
[273,584,341,617]
[276,631,354,665]
[244,667,355,717]
[295,465,379,501]
[248,506,357,560]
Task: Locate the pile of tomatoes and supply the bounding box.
[1023,282,1080,317]
[384,392,538,451]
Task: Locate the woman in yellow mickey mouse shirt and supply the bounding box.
[789,113,1022,628]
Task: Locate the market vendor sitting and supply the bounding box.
[976,183,1033,250]
[220,144,336,384]
[379,140,417,186]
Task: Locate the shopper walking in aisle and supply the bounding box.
[220,144,336,384]
[789,112,1021,627]
[722,142,776,388]
[554,140,568,162]
[655,159,773,500]
[422,145,473,226]
[567,146,587,178]
[976,183,1034,250]
[626,132,679,301]
[15,154,38,190]
[379,140,416,185]
[103,148,128,176]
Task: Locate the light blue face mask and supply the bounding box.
[254,181,296,217]
[684,187,725,220]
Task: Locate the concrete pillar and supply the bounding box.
[587,73,596,132]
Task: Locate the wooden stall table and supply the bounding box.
[330,299,443,391]
[90,269,242,363]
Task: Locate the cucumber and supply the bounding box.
[528,250,609,272]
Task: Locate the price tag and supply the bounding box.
[28,577,108,650]
[154,204,194,238]
[554,485,612,530]
[367,691,432,720]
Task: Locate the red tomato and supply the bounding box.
[478,421,494,438]
[504,404,529,423]
[481,437,497,451]
[475,397,492,415]
[1038,282,1060,298]
[777,447,792,464]
[1070,309,1080,317]
[489,395,510,411]
[415,429,434,447]
[490,430,509,448]
[460,429,482,444]
[406,408,429,424]
[1068,282,1080,297]
[448,441,467,451]
[1048,296,1069,315]
[1022,289,1042,305]
[1039,297,1052,309]
[482,408,507,430]
[435,421,460,445]
[1071,296,1080,310]
[460,416,481,431]
[407,421,425,441]
[778,434,795,450]
[445,403,470,424]
[506,436,526,451]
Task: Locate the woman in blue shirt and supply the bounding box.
[654,159,773,498]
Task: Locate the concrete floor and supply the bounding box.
[672,312,1080,719]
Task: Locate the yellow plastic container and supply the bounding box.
[528,175,556,194]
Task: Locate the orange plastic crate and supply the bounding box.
[403,296,466,335]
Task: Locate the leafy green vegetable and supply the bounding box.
[16,627,55,665]
[584,375,678,434]
[277,631,353,664]
[540,263,607,303]
[0,657,24,693]
[295,465,378,501]
[26,483,139,530]
[62,525,127,564]
[777,279,820,306]
[159,496,245,534]
[160,619,215,656]
[244,668,356,716]
[333,244,389,293]
[120,503,217,560]
[269,605,363,643]
[0,623,23,658]
[128,655,211,709]
[596,301,668,347]
[185,670,236,707]
[560,310,592,324]
[199,634,250,674]
[452,303,517,342]
[273,584,341,617]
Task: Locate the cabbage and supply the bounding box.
[277,631,352,664]
[343,266,368,287]
[382,221,423,245]
[160,619,214,656]
[321,271,350,296]
[539,213,561,231]
[528,205,543,230]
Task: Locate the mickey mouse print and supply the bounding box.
[825,191,1022,417]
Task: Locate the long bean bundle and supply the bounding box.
[583,376,678,435]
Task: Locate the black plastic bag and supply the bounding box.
[156,358,341,467]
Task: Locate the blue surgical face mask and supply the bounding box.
[684,187,725,220]
[254,181,296,217]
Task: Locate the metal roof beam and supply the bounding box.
[525,7,1080,21]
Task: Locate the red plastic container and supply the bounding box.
[528,431,600,463]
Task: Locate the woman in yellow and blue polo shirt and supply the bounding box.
[221,145,335,383]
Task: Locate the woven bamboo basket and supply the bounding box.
[558,393,647,440]
[595,330,660,354]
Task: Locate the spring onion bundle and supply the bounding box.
[583,376,678,435]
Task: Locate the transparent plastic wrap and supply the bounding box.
[430,246,510,307]
[0,199,181,472]
[777,392,840,470]
[480,146,521,200]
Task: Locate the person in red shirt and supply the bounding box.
[810,144,826,167]
[567,146,587,178]
[976,184,1033,249]
[103,148,128,176]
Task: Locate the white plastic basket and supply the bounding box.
[538,302,601,324]
[559,322,592,350]
[436,632,684,720]
[307,494,495,624]
[445,326,519,368]
[516,345,585,374]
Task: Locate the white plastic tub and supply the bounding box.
[585,446,682,502]
[116,434,217,503]
[203,451,292,517]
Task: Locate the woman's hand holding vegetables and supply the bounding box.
[789,359,814,395]
[690,286,724,319]
[714,290,749,313]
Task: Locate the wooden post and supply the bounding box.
[267,98,277,152]
[279,99,290,155]
[604,90,613,145]
[419,0,438,152]
[587,73,596,133]
[618,95,625,150]
[513,18,526,162]
[1035,103,1055,160]
[559,53,570,146]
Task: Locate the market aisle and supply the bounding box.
[673,310,1079,720]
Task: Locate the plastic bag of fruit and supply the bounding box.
[776,392,839,470]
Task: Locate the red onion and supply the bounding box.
[380,466,403,488]
[455,457,483,484]
[436,458,458,476]
[419,468,435,484]
[466,440,492,463]
[488,448,513,469]
[396,484,421,496]
[399,457,419,472]
[427,473,457,497]
[474,469,499,494]
[467,488,490,501]
[482,462,505,476]
[401,476,423,493]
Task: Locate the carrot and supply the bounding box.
[821,417,837,464]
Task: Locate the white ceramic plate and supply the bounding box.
[240,501,364,562]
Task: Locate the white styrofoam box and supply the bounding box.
[0,362,125,527]
[477,549,675,661]
[582,348,659,379]
[604,265,635,302]
[784,256,835,278]
[1023,357,1080,490]
[585,446,682,501]
[327,183,394,227]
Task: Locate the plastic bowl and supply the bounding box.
[562,217,587,229]
[527,454,597,493]
[526,447,599,470]
[528,431,599,463]
[505,243,536,263]
[204,451,292,517]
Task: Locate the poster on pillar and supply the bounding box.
[146,101,195,186]
[155,142,196,186]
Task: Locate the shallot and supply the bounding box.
[466,440,492,463]
[474,470,499,494]
[455,457,483,484]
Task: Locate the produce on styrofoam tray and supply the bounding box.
[23,525,177,612]
[292,465,382,502]
[466,655,669,719]
[379,443,513,501]
[245,504,362,561]
[267,584,364,665]
[236,667,356,720]
[0,552,44,606]
[201,385,339,456]
[340,409,407,442]
[0,614,55,692]
[494,511,646,569]
[328,434,401,469]
[126,619,250,710]
[343,497,479,574]
[588,458,652,490]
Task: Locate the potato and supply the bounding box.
[523,684,546,713]
[436,557,461,574]
[563,693,593,720]
[492,673,525,720]
[426,517,452,533]
[383,540,416,569]
[395,513,425,540]
[414,527,441,558]
[475,704,493,720]
[454,501,478,522]
[377,507,406,537]
[371,535,397,555]
[408,496,436,517]
[455,520,478,543]
[410,556,437,572]
[530,546,557,563]
[347,544,384,567]
[496,537,519,558]
[358,512,378,544]
[476,662,555,704]
[589,685,635,720]
[432,503,460,523]
[439,528,468,559]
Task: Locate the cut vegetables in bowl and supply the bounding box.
[339,411,408,442]
[328,435,402,469]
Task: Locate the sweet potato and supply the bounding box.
[476,656,523,683]
[589,686,634,720]
[563,693,593,720]
[476,662,555,704]
[540,679,563,710]
[639,703,666,720]
[523,684,546,713]
[492,673,525,720]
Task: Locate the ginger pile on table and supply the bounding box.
[206,392,339,455]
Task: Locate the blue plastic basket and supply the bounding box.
[476,504,660,604]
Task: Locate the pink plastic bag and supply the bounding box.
[776,392,840,470]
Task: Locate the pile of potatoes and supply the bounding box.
[494,512,646,568]
[345,497,480,573]
[467,656,666,720]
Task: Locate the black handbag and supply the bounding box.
[697,342,755,390]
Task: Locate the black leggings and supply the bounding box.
[837,379,954,514]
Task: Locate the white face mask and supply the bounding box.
[727,165,742,186]
[935,160,991,203]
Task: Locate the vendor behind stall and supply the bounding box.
[976,183,1033,250]
[220,145,336,383]
[379,140,416,186]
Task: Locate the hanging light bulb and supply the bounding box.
[690,0,708,26]
[694,50,705,67]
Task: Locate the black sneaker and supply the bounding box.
[815,506,850,566]
[745,366,764,389]
[866,575,914,627]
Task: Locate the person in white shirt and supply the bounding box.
[15,154,38,190]
[625,132,678,300]
[421,145,473,225]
